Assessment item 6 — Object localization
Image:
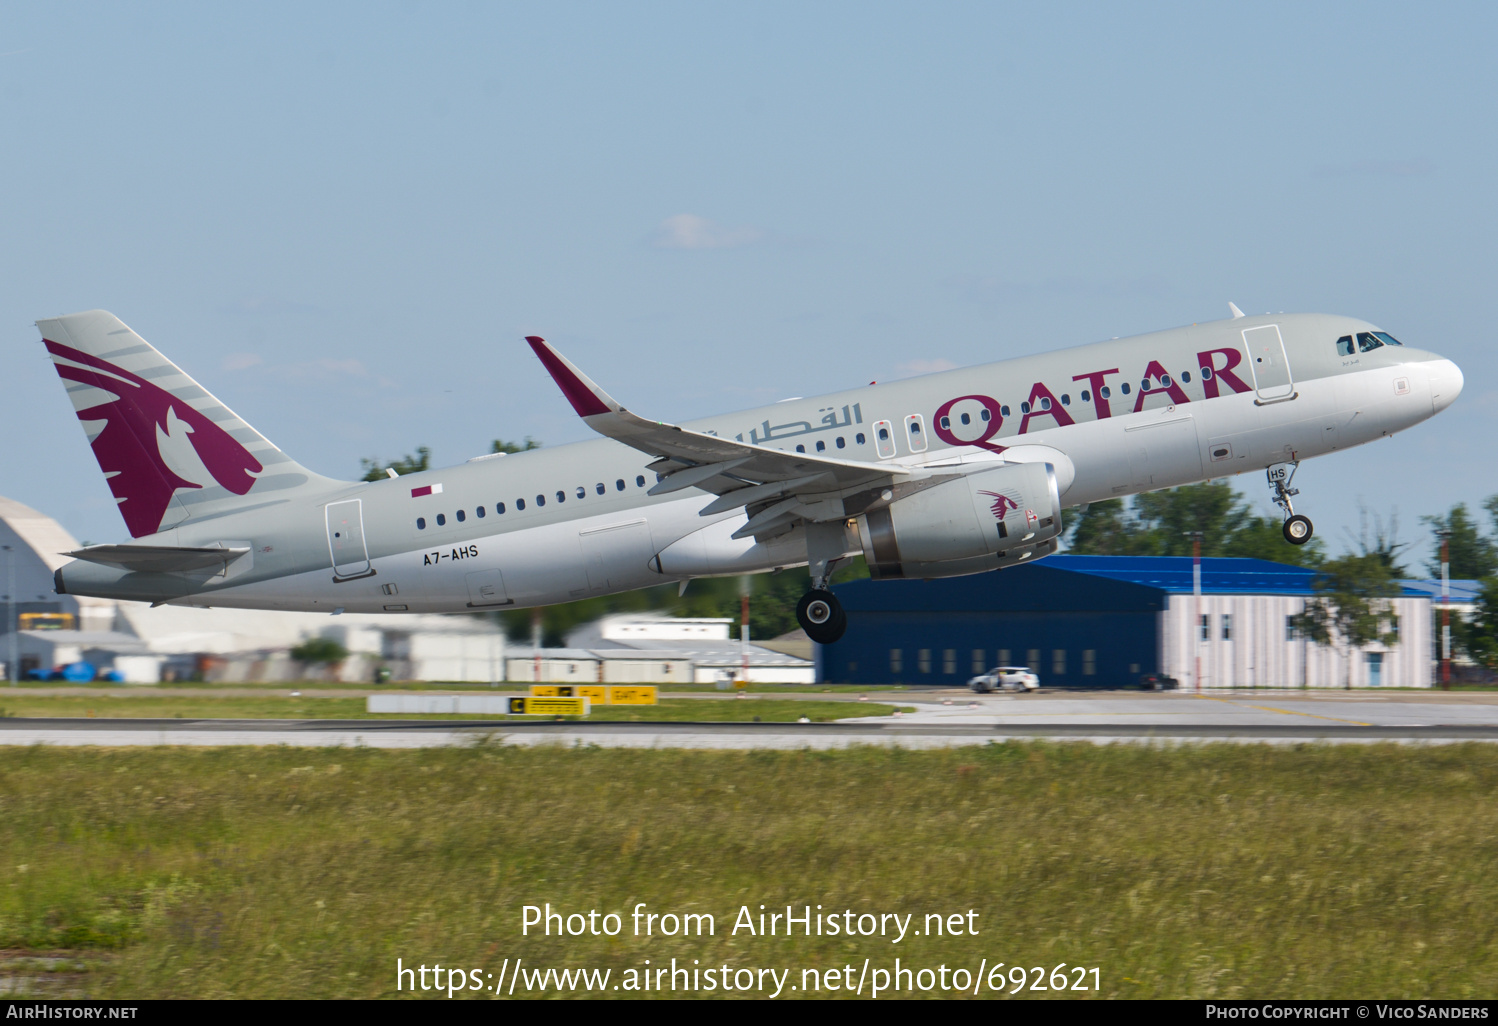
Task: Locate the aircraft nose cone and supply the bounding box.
[1429,358,1464,415]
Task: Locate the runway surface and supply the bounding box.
[3,690,1498,749]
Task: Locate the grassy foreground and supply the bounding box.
[0,695,904,722]
[2,742,1496,999]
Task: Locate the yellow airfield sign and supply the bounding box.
[508,696,590,716]
[529,685,657,706]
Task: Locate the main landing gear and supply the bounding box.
[796,522,851,644]
[796,589,846,645]
[1268,462,1314,546]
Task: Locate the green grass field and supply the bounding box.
[1,742,1496,999]
[0,695,905,722]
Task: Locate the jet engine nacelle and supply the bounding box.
[856,462,1062,580]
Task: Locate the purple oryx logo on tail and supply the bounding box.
[45,339,264,538]
[979,490,1019,520]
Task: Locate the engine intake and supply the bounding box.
[856,462,1062,580]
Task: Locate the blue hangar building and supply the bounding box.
[820,555,1435,689]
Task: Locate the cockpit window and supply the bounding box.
[1356,332,1385,353]
[1336,335,1355,356]
[1373,331,1403,346]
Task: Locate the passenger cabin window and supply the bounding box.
[476,505,485,518]
[904,414,927,452]
[496,502,506,514]
[436,513,446,526]
[456,509,466,522]
[616,479,625,491]
[536,494,545,506]
[556,490,565,503]
[1356,332,1385,353]
[636,475,646,487]
[1336,335,1355,356]
[576,486,586,499]
[417,517,426,530]
[596,483,605,495]
[516,498,525,510]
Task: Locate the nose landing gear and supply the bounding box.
[1268,462,1314,545]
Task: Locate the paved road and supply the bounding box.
[3,691,1497,748]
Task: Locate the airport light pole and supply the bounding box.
[3,545,15,687]
[739,575,751,685]
[531,607,543,684]
[1186,532,1204,692]
[1438,529,1451,690]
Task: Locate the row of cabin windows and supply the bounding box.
[793,432,867,455]
[416,474,648,530]
[887,648,1097,676]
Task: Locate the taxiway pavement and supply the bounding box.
[2,690,1497,749]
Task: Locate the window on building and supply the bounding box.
[890,649,903,674]
[1082,649,1096,676]
[943,649,956,674]
[1052,649,1066,675]
[1199,614,1210,641]
[1027,648,1040,672]
[997,648,1011,667]
[1388,613,1400,641]
[918,649,932,674]
[1286,615,1297,641]
[1221,614,1233,641]
[972,648,986,674]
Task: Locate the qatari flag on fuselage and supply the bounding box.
[410,483,443,498]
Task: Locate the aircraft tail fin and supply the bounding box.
[36,309,338,539]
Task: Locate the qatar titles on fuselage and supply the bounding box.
[39,308,1462,640]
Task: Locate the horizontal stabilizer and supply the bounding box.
[64,544,250,574]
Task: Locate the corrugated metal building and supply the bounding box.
[820,555,1434,689]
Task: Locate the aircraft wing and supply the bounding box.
[527,337,908,536]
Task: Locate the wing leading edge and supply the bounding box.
[525,336,913,539]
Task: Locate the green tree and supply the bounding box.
[1342,505,1409,578]
[1460,576,1498,671]
[1065,499,1154,555]
[1421,502,1497,580]
[290,636,349,665]
[492,437,542,455]
[359,446,432,482]
[1291,554,1402,689]
[1065,482,1323,566]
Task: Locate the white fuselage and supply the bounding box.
[57,311,1463,613]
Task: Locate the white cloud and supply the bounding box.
[650,213,764,250]
[895,358,958,377]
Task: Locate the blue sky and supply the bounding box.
[2,2,1494,567]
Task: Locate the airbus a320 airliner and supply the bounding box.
[38,306,1462,643]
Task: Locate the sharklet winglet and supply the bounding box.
[525,336,616,418]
